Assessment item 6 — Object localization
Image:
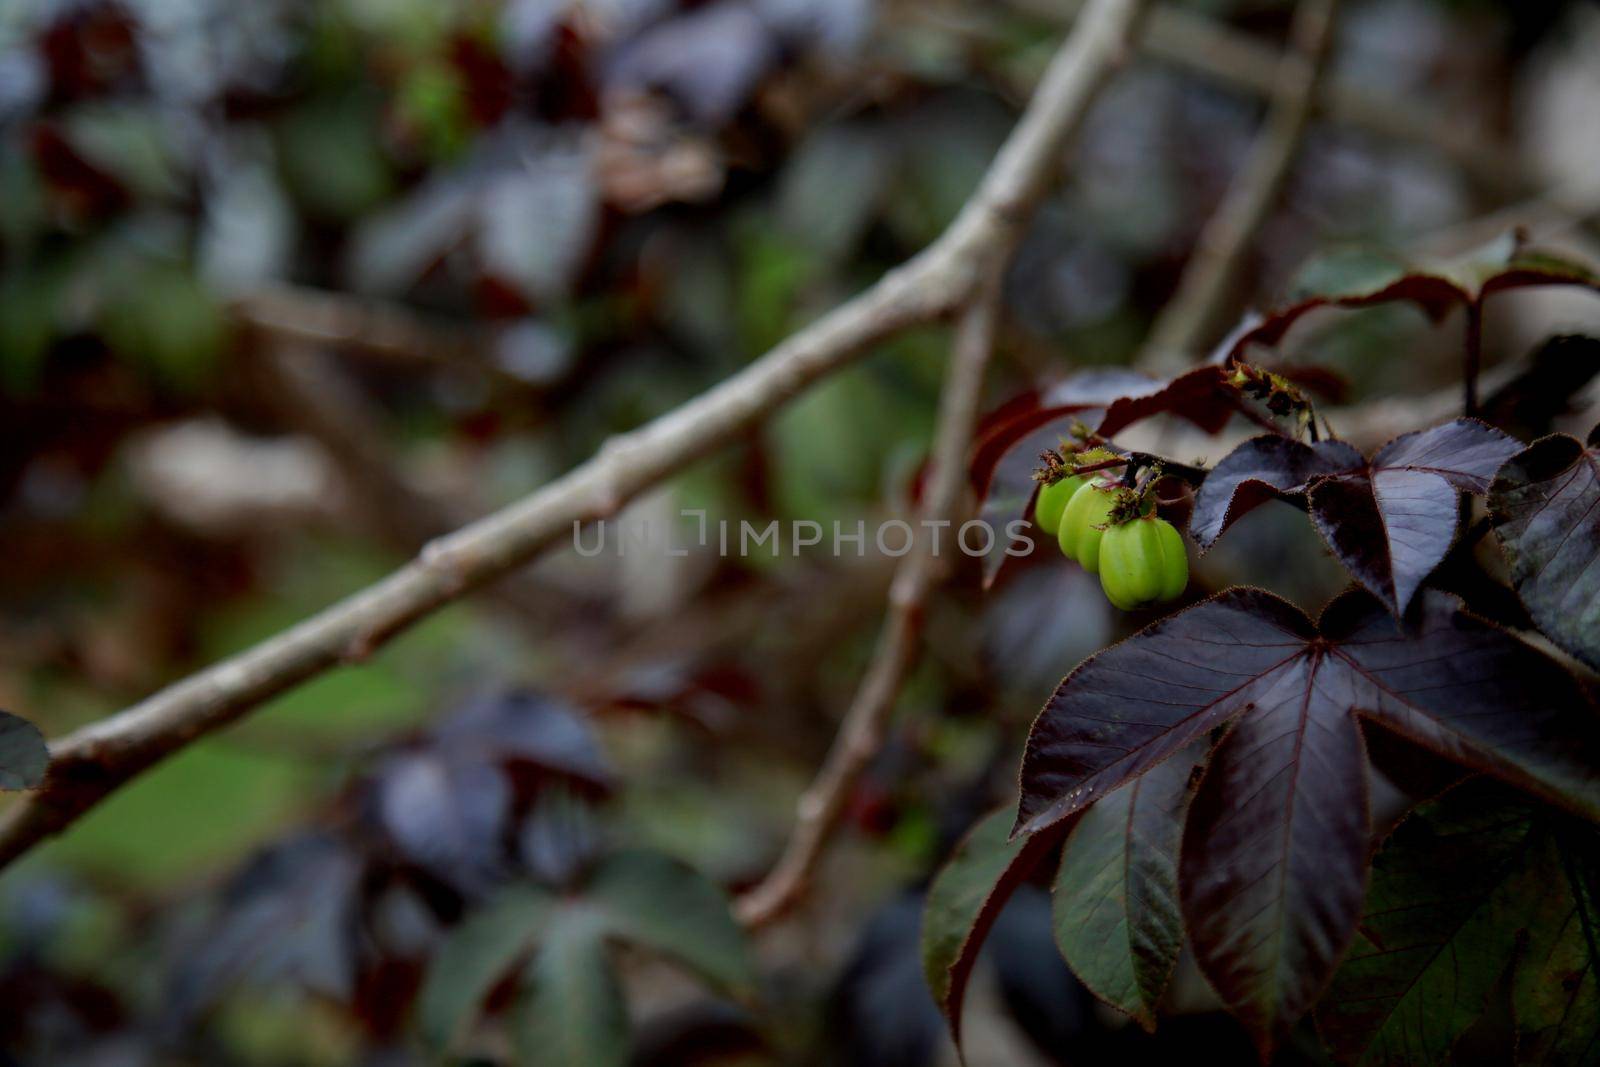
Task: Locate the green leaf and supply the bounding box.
[1051,747,1203,1029]
[63,104,182,201]
[0,266,65,393]
[418,884,554,1050]
[514,909,631,1067]
[920,807,1064,1048]
[1318,783,1539,1064]
[586,850,755,997]
[1513,826,1600,1066]
[99,263,229,390]
[275,90,394,221]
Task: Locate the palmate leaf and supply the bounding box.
[514,909,631,1067]
[1223,232,1600,363]
[169,832,363,1024]
[419,850,750,1057]
[419,884,555,1050]
[1191,420,1520,615]
[585,850,755,998]
[1320,784,1600,1067]
[1051,745,1205,1029]
[1189,435,1364,547]
[1013,588,1600,1055]
[1489,422,1600,671]
[919,807,1066,1047]
[0,710,47,790]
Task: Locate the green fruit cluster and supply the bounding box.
[1032,475,1188,610]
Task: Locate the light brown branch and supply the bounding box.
[1413,179,1600,258]
[734,278,1005,929]
[1137,0,1340,372]
[0,0,1146,872]
[232,285,507,378]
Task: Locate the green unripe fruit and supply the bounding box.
[1033,475,1085,537]
[1097,516,1189,611]
[1057,480,1120,572]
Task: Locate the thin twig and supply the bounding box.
[1004,0,1532,200]
[254,343,576,631]
[232,285,519,383]
[735,279,1005,929]
[1137,0,1340,373]
[256,344,467,549]
[0,0,1147,873]
[1413,178,1600,257]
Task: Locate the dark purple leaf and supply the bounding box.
[372,751,512,894]
[1179,677,1371,1056]
[1095,365,1247,438]
[603,1,780,126]
[434,690,613,791]
[967,367,1260,586]
[1189,436,1363,548]
[1481,335,1600,441]
[1014,588,1600,1053]
[1489,426,1600,671]
[1367,419,1523,494]
[967,368,1139,502]
[519,786,602,888]
[1195,421,1519,615]
[169,833,362,1023]
[1317,590,1600,822]
[1225,234,1600,363]
[1312,470,1461,617]
[1015,589,1315,838]
[833,894,944,1067]
[0,710,46,791]
[1312,421,1519,615]
[1051,745,1205,1029]
[1042,368,1170,409]
[345,126,597,305]
[920,808,1066,1048]
[971,411,1092,588]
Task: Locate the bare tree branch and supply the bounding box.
[1007,0,1539,200]
[1413,179,1600,257]
[0,0,1146,872]
[734,279,1004,928]
[1137,0,1339,373]
[233,285,510,379]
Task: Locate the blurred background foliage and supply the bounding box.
[2,0,1600,1063]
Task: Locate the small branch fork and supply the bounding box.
[0,0,1148,878]
[735,280,1004,927]
[1137,0,1341,372]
